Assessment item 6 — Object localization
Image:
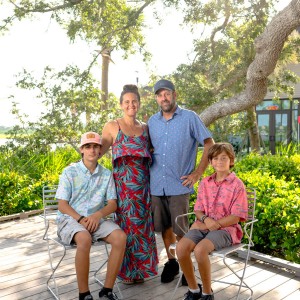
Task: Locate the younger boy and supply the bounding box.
[56,132,126,300]
[176,143,248,300]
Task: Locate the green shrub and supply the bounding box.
[234,152,300,183]
[0,147,80,216]
[0,172,43,215]
[237,170,300,263]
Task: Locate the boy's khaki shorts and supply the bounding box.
[57,216,121,245]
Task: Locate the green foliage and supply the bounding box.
[0,172,43,215]
[237,170,300,263]
[234,152,300,183]
[1,1,149,58]
[0,146,80,216]
[0,1,152,152]
[7,65,121,151]
[171,0,279,110]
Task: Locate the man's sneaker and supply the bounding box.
[161,259,179,283]
[183,284,202,300]
[83,295,93,300]
[99,288,119,300]
[181,273,188,286]
[200,294,214,300]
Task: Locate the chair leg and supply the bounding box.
[94,244,123,299]
[222,254,253,300]
[46,238,66,300]
[170,271,183,300]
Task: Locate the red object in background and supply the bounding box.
[266,105,279,110]
[298,116,300,124]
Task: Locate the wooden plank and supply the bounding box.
[1,215,300,300]
[238,249,300,277]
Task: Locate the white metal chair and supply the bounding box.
[170,187,257,300]
[41,185,123,300]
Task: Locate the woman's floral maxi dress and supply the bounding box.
[112,125,158,281]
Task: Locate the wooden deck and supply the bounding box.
[0,216,299,300]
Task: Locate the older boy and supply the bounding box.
[176,143,248,300]
[56,132,126,300]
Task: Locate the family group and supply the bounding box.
[55,79,248,300]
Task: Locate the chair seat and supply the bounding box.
[211,243,246,258]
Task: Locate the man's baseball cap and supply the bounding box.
[79,132,102,147]
[154,79,175,94]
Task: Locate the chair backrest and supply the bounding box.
[246,187,256,222]
[43,185,59,219]
[243,187,257,246]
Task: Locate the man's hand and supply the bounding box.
[181,171,201,188]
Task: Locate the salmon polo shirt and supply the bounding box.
[194,172,248,244]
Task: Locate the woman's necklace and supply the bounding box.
[124,120,139,136]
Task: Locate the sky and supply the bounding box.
[0,0,289,127]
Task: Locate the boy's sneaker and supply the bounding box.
[99,288,119,300]
[200,294,214,300]
[83,295,93,300]
[161,259,179,283]
[183,284,202,300]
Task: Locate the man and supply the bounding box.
[148,79,214,285]
[56,132,126,300]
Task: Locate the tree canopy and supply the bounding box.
[1,0,300,152]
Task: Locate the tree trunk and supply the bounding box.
[200,0,300,128]
[101,49,111,110]
[247,106,260,152]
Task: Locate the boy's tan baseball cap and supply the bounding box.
[79,132,102,147]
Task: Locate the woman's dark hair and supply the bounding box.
[208,142,235,168]
[119,84,140,104]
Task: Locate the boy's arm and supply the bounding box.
[190,210,208,230]
[83,199,117,233]
[215,215,240,228]
[191,210,240,231]
[90,199,117,220]
[204,215,240,231]
[58,199,82,223]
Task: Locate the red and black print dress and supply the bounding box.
[112,123,158,281]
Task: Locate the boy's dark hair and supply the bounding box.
[119,84,140,104]
[208,142,235,168]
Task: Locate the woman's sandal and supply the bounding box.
[134,278,145,284]
[122,279,135,285]
[122,278,145,285]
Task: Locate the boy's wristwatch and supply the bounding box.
[77,215,85,223]
[200,214,208,223]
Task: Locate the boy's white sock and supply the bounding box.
[189,288,201,293]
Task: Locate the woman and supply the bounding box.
[101,84,158,284]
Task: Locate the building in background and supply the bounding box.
[256,64,300,154]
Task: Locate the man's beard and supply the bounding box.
[161,101,175,112]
